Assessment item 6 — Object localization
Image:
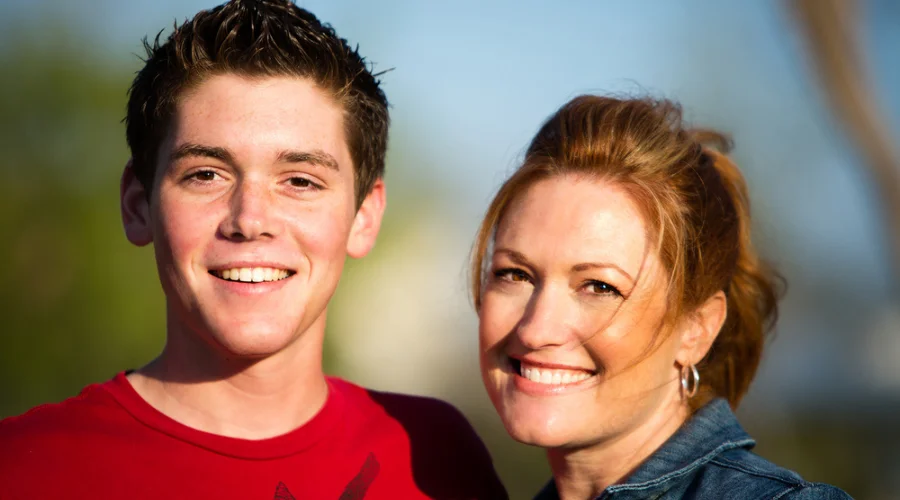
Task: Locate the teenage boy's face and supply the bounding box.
[122,74,384,358]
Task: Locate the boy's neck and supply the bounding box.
[127,318,329,440]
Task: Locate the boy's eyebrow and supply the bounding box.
[277,149,340,171]
[170,143,234,163]
[169,143,339,172]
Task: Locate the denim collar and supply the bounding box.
[535,398,755,499]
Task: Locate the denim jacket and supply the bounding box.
[534,398,853,499]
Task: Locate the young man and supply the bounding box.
[0,1,507,498]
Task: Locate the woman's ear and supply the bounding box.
[121,160,153,247]
[676,290,727,366]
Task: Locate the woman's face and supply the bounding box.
[479,175,693,450]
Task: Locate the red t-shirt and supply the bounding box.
[0,373,508,499]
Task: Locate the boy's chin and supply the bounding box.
[201,326,304,360]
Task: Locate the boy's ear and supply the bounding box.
[121,160,153,247]
[346,178,386,259]
[675,290,728,366]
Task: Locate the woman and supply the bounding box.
[472,96,852,499]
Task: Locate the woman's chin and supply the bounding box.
[510,430,575,450]
[501,413,580,449]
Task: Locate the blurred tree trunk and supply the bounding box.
[791,0,900,293]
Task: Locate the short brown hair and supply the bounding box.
[125,0,389,207]
[471,95,781,410]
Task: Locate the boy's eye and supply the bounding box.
[288,177,322,189]
[188,170,217,182]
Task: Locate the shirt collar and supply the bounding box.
[606,398,754,495]
[534,399,755,499]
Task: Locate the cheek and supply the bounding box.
[478,292,525,350]
[154,197,215,264]
[287,205,354,256]
[584,327,678,402]
[586,328,646,368]
[586,295,670,366]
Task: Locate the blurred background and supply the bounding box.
[1,0,898,498]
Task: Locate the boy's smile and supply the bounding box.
[209,266,294,284]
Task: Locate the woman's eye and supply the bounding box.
[584,280,621,297]
[494,268,531,283]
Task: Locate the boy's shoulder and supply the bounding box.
[328,377,509,499]
[0,379,118,443]
[0,377,126,490]
[329,377,483,445]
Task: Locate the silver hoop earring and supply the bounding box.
[680,364,700,399]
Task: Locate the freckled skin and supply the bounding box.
[141,74,378,359]
[118,73,385,439]
[478,175,689,451]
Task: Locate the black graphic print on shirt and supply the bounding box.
[274,453,380,499]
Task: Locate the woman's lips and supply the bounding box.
[507,356,599,394]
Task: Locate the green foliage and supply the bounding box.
[0,42,165,417]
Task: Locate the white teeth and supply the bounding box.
[519,364,594,385]
[214,267,291,283]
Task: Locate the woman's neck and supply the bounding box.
[547,394,690,500]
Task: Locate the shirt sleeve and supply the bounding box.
[778,482,855,500]
[368,391,509,500]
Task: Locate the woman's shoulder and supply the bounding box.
[777,483,856,499]
[696,446,854,499]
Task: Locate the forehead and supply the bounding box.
[495,175,654,276]
[165,73,351,167]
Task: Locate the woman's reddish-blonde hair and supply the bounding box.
[471,95,781,409]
